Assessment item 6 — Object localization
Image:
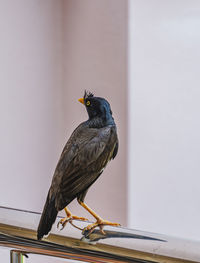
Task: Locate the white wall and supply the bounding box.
[27,254,83,263]
[0,247,10,263]
[128,0,200,240]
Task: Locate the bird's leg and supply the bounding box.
[57,207,88,231]
[78,201,120,235]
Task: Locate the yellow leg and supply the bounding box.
[78,201,120,235]
[57,207,88,230]
[64,207,71,217]
[64,207,88,221]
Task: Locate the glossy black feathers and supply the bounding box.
[37,192,57,240]
[84,90,94,100]
[37,92,118,240]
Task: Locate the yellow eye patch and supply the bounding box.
[86,100,90,106]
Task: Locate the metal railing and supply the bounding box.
[0,206,199,262]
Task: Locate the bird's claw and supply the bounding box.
[82,223,108,237]
[57,215,88,231]
[57,218,70,230]
[82,220,120,237]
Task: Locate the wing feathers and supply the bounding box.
[49,123,118,210]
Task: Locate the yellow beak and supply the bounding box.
[78,98,84,104]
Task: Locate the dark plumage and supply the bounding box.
[37,91,119,240]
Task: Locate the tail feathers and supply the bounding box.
[37,193,58,240]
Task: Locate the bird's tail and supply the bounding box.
[37,192,58,240]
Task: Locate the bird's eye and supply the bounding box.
[86,100,90,106]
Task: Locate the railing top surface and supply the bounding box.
[0,206,200,262]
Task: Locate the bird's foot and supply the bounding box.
[57,215,88,231]
[82,219,120,236]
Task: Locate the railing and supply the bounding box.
[0,206,199,262]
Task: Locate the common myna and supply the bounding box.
[37,91,119,240]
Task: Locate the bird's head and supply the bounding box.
[78,91,114,126]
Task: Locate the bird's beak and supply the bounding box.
[78,98,84,104]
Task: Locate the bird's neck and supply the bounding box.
[87,116,115,128]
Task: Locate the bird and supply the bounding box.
[37,91,120,240]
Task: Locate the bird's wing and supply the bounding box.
[49,123,117,210]
[112,140,119,159]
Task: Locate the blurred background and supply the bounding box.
[0,1,200,256]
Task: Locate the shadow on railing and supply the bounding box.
[0,206,199,263]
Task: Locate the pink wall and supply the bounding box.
[0,0,65,211]
[0,0,128,231]
[62,0,128,225]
